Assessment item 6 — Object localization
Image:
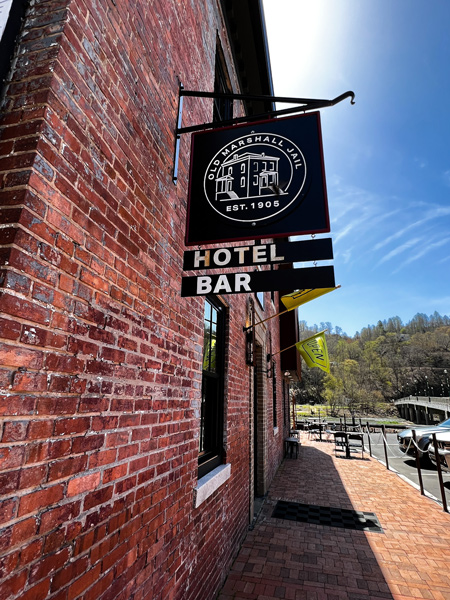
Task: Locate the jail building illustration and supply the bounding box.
[215,152,282,201]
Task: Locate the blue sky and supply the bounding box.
[263,0,450,336]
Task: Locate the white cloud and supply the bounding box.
[376,237,423,267]
[393,237,450,273]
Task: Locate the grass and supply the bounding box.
[294,404,410,426]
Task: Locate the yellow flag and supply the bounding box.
[295,330,330,373]
[281,288,337,311]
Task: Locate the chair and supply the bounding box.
[334,431,348,457]
[347,433,364,458]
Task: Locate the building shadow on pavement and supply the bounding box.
[219,445,394,600]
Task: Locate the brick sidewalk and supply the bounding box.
[219,438,450,600]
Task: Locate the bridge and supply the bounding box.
[394,396,450,424]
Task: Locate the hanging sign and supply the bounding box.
[0,0,13,41]
[185,112,329,246]
[181,265,335,297]
[183,238,333,270]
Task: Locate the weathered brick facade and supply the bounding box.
[0,1,291,598]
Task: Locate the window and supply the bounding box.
[199,298,225,478]
[256,291,264,308]
[213,42,233,122]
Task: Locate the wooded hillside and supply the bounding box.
[295,312,450,415]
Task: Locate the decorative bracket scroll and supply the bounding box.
[172,83,355,183]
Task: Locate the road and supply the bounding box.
[363,431,450,509]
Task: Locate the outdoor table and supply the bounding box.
[284,436,300,458]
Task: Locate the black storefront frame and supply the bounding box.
[198,296,226,479]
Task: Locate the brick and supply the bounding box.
[67,471,100,497]
[103,463,127,483]
[11,371,47,392]
[0,570,28,600]
[10,516,38,546]
[0,395,36,416]
[18,464,47,490]
[18,539,42,568]
[67,564,101,600]
[0,469,21,497]
[36,396,78,415]
[8,247,58,286]
[20,325,67,349]
[47,374,71,392]
[18,485,64,517]
[39,500,81,534]
[0,339,44,369]
[54,417,90,436]
[2,420,28,442]
[27,419,54,439]
[0,498,17,525]
[71,434,104,454]
[88,449,117,469]
[83,484,114,510]
[42,527,66,554]
[79,396,109,413]
[1,270,31,295]
[50,555,89,593]
[19,578,51,600]
[48,455,88,482]
[28,547,70,584]
[45,353,84,373]
[0,446,25,471]
[0,291,51,327]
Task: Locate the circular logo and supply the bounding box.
[203,132,307,224]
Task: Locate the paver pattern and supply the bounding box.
[219,438,450,600]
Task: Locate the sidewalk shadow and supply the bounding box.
[220,444,394,599]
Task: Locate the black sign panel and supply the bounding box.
[185,112,329,246]
[183,238,333,271]
[181,265,335,297]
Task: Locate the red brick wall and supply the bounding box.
[0,1,287,599]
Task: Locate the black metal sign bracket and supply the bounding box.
[172,83,355,183]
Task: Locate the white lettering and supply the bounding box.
[233,246,250,264]
[269,245,284,262]
[253,245,267,263]
[197,276,212,294]
[213,249,232,266]
[234,273,251,292]
[214,275,232,294]
[194,250,210,268]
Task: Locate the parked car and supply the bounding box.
[428,431,450,472]
[397,418,450,462]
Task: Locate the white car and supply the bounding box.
[397,417,450,463]
[428,431,450,472]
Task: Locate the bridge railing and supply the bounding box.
[394,396,450,406]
